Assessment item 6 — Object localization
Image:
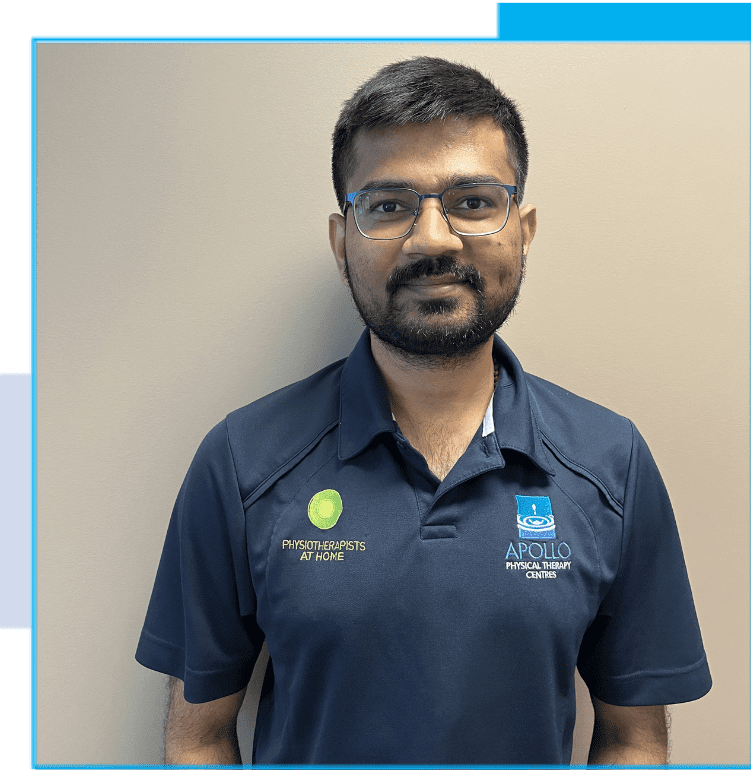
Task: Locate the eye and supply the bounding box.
[453,196,492,211]
[357,190,417,220]
[371,199,409,214]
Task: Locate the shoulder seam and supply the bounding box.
[549,474,603,583]
[241,418,340,508]
[538,427,624,514]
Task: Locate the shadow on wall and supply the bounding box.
[309,276,365,371]
[241,262,365,394]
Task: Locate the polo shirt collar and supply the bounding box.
[490,334,555,476]
[339,331,397,460]
[338,329,554,476]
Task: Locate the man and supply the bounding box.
[136,57,711,765]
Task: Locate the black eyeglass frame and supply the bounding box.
[344,183,518,241]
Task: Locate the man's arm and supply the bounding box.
[165,676,247,766]
[588,696,668,766]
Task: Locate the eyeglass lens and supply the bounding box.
[353,185,511,239]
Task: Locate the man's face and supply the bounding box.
[329,117,537,360]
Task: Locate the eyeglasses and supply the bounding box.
[345,183,517,240]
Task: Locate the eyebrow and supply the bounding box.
[355,173,507,193]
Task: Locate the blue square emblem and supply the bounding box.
[516,495,556,539]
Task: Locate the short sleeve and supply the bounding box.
[135,420,265,703]
[577,422,711,706]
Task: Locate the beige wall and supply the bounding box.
[36,43,749,765]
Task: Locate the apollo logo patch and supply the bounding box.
[308,489,343,530]
[516,495,555,539]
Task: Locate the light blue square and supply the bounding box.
[516,495,555,540]
[0,374,31,628]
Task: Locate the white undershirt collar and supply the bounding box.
[391,391,496,438]
[481,391,495,437]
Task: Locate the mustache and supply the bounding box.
[386,256,484,296]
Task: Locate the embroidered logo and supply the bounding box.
[516,495,556,539]
[308,489,343,530]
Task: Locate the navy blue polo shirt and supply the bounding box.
[136,330,711,765]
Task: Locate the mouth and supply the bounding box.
[398,275,470,298]
[386,256,484,297]
[402,274,464,287]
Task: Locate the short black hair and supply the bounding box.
[332,56,529,211]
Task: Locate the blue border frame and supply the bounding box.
[494,3,751,41]
[30,2,751,768]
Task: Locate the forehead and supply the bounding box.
[348,116,515,192]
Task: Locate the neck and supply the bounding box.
[370,332,496,429]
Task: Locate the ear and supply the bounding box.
[329,212,349,287]
[518,203,537,257]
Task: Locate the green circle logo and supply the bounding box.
[308,489,343,530]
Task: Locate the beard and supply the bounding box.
[343,249,525,361]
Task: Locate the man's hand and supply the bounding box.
[588,695,668,765]
[165,676,247,766]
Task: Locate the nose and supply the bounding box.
[401,199,463,256]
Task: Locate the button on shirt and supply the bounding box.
[136,330,711,765]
